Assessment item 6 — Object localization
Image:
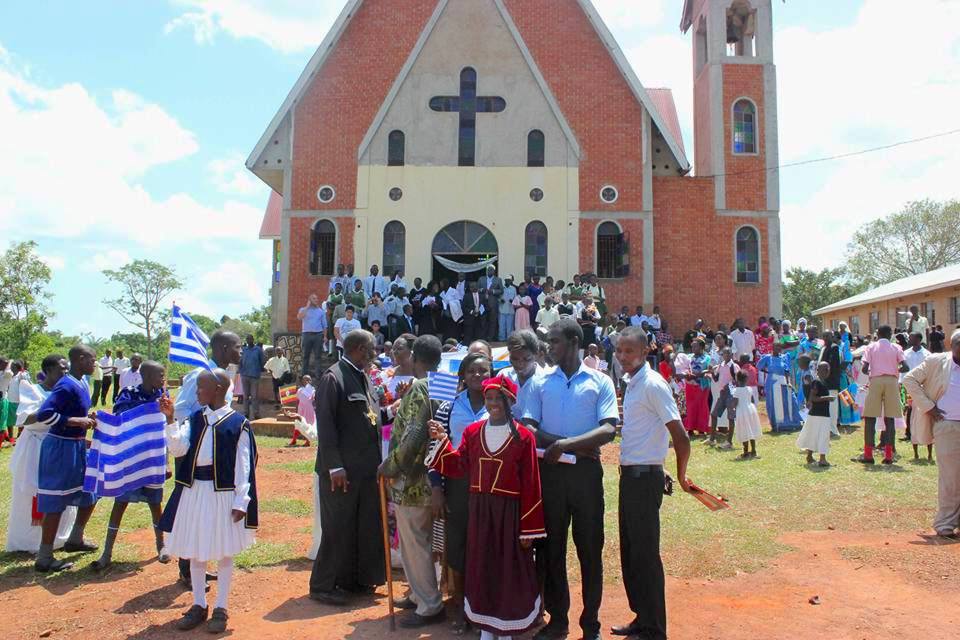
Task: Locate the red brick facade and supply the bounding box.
[285,216,355,330]
[722,65,766,212]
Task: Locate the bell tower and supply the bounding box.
[683,0,779,213]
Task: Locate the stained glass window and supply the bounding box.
[383,221,406,276]
[524,221,548,277]
[310,220,336,276]
[735,226,760,283]
[527,130,545,167]
[431,221,498,255]
[388,130,405,166]
[430,67,506,167]
[733,99,756,154]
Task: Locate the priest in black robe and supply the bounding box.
[309,330,385,606]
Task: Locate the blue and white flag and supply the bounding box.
[84,402,167,498]
[427,370,459,403]
[169,304,210,370]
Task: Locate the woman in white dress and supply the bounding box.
[5,355,76,553]
[732,372,762,459]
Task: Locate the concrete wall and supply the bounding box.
[360,0,574,168]
[817,285,960,335]
[354,164,578,286]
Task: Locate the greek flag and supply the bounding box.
[169,304,210,369]
[84,402,167,498]
[427,371,459,403]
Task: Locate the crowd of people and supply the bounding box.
[2,260,959,638]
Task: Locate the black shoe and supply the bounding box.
[176,605,209,631]
[583,634,603,640]
[205,572,218,582]
[342,583,376,595]
[611,619,641,636]
[63,539,99,553]
[533,622,570,640]
[309,588,350,606]
[393,596,417,610]
[34,558,74,573]
[851,455,875,465]
[207,607,228,634]
[398,610,447,628]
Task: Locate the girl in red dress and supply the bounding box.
[427,374,545,639]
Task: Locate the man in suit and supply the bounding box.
[396,304,416,336]
[309,330,385,605]
[477,266,503,342]
[461,281,486,345]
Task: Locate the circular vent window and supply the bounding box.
[389,187,403,201]
[530,188,544,202]
[317,185,336,204]
[600,185,619,204]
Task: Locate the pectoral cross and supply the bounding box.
[366,406,378,427]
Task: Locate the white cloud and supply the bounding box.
[164,0,344,54]
[0,53,265,246]
[175,259,269,319]
[38,253,66,270]
[89,249,133,272]
[208,152,268,197]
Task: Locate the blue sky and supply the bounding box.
[1,0,957,338]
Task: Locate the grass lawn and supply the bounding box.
[0,423,940,588]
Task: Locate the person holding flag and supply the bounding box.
[169,304,243,588]
[92,361,170,571]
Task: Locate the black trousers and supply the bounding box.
[111,373,122,402]
[309,472,385,593]
[619,468,667,640]
[537,458,605,635]
[91,380,102,406]
[99,375,112,406]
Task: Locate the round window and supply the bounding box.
[530,188,544,202]
[317,185,336,204]
[600,185,619,204]
[389,187,403,201]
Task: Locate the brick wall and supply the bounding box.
[577,217,645,314]
[285,216,356,331]
[722,64,766,211]
[504,0,644,212]
[290,0,437,211]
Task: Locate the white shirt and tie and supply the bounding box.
[364,274,389,298]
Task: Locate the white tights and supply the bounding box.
[190,557,234,610]
[480,631,512,640]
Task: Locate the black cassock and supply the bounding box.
[309,358,385,594]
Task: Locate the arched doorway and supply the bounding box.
[431,220,499,285]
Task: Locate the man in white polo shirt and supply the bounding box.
[610,326,693,640]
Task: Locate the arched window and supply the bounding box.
[733,99,757,154]
[382,221,406,277]
[527,130,545,167]
[310,220,336,276]
[735,226,760,283]
[524,221,548,277]
[596,221,628,279]
[388,130,405,166]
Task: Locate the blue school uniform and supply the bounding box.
[110,386,165,504]
[35,373,98,513]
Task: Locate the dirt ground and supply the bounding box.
[3,444,959,640]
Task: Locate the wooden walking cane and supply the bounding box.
[378,474,396,631]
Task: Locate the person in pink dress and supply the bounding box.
[513,283,533,331]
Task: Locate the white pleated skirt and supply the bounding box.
[797,415,832,455]
[166,480,255,561]
[5,487,75,553]
[734,406,763,443]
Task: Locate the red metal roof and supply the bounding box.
[646,88,686,158]
[259,190,281,240]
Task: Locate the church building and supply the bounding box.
[250,0,782,335]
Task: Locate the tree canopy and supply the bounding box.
[782,266,864,324]
[0,241,53,357]
[844,199,960,288]
[102,260,179,359]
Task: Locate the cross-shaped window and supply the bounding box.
[430,67,506,166]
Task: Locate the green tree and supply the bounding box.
[102,260,179,359]
[0,241,53,356]
[782,267,863,324]
[240,304,272,344]
[844,199,960,287]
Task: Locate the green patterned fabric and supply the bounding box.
[382,378,436,507]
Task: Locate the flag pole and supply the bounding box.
[378,474,396,631]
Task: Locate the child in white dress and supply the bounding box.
[732,371,761,458]
[158,369,258,634]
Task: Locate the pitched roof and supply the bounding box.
[646,88,686,157]
[813,263,960,316]
[259,190,282,240]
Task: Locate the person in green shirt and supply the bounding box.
[379,335,445,628]
[345,278,366,312]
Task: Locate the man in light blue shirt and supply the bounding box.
[611,326,692,640]
[299,294,328,378]
[523,318,618,640]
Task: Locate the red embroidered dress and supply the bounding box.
[427,418,545,634]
